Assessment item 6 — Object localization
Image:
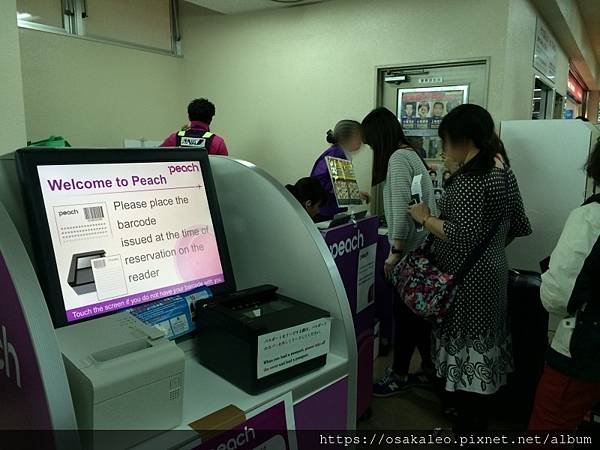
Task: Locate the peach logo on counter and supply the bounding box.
[0,324,21,388]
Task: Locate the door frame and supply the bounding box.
[373,57,491,110]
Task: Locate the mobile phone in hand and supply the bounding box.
[410,194,423,231]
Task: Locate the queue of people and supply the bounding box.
[303,105,599,433]
[165,94,600,432]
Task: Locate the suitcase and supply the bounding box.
[495,269,549,427]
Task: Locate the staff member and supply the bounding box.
[310,120,365,220]
[286,177,328,221]
[161,98,228,155]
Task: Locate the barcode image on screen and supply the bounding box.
[84,206,104,220]
[93,259,107,270]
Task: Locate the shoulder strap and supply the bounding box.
[454,171,509,283]
[583,193,600,206]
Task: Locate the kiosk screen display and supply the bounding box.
[17,149,235,327]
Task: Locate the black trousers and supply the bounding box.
[392,294,433,375]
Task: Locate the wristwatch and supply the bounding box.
[390,247,403,255]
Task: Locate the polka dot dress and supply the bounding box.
[432,167,531,394]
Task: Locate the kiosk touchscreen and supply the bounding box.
[16,148,235,328]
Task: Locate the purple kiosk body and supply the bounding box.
[374,230,395,347]
[0,152,357,449]
[0,200,79,448]
[321,216,378,420]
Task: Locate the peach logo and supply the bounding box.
[0,324,21,388]
[175,224,223,282]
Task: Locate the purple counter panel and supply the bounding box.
[294,377,348,430]
[321,217,378,419]
[374,234,395,345]
[320,217,378,331]
[0,253,52,430]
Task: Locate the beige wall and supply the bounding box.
[180,0,515,187]
[19,28,185,148]
[13,0,580,184]
[0,0,27,154]
[555,0,600,88]
[502,0,569,120]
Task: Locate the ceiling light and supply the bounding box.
[17,12,33,20]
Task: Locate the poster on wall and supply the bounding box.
[397,85,469,138]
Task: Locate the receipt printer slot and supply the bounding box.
[91,339,150,362]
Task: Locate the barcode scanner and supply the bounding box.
[67,250,106,295]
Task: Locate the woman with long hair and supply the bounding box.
[363,107,438,396]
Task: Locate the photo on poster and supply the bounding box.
[428,168,440,189]
[397,85,469,137]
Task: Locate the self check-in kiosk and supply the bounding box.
[15,148,238,440]
[0,148,357,448]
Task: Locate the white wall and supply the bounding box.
[180,0,512,187]
[0,0,27,154]
[19,29,186,148]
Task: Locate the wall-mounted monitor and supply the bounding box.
[16,148,235,328]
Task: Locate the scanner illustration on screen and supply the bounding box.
[67,250,106,295]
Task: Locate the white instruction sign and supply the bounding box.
[257,318,331,379]
[356,243,376,313]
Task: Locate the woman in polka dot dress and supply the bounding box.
[409,104,531,430]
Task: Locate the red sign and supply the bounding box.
[568,74,584,103]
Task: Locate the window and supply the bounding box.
[84,0,173,51]
[17,0,180,55]
[17,0,67,31]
